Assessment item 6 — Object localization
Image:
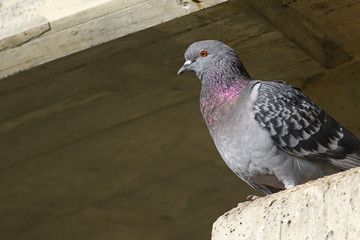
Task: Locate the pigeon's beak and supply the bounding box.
[177,60,192,75]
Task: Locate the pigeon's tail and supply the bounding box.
[328,124,360,170]
[336,150,360,169]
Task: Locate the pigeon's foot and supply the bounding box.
[246,195,262,201]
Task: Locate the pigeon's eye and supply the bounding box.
[200,50,207,57]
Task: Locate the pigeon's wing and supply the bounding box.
[252,81,360,170]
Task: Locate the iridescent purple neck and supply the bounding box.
[200,75,251,131]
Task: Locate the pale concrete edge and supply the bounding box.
[0,0,228,80]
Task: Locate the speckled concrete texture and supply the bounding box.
[212,167,360,240]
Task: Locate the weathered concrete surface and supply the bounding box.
[212,167,360,240]
[245,0,352,68]
[0,0,227,79]
[289,0,360,59]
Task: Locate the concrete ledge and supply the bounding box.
[212,167,360,240]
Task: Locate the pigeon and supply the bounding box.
[178,40,360,195]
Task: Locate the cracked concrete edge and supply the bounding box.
[0,16,51,51]
[211,167,360,240]
[0,0,228,79]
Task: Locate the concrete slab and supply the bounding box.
[0,0,227,79]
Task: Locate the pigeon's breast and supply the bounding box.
[211,84,280,180]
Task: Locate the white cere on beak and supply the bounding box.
[184,60,192,66]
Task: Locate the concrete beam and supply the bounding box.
[245,0,352,68]
[0,0,227,79]
[212,167,360,240]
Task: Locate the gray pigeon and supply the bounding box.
[178,40,360,195]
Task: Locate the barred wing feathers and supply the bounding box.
[253,81,360,170]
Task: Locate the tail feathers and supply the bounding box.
[331,150,360,170]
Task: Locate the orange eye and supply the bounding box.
[200,50,207,57]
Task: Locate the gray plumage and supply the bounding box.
[178,40,360,195]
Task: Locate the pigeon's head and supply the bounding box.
[177,40,250,80]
